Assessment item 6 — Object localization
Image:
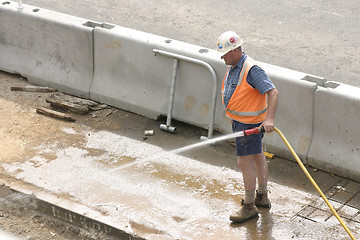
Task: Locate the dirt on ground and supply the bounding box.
[0,72,126,239]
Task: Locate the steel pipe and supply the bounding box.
[16,0,23,9]
[160,58,178,133]
[153,49,218,139]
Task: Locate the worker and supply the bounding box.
[216,31,279,223]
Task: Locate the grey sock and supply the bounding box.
[258,184,267,194]
[244,190,255,204]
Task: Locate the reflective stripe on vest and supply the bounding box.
[221,57,268,123]
[227,106,268,117]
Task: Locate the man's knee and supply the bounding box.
[237,155,254,169]
[254,152,265,161]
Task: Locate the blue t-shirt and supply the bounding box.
[223,53,275,108]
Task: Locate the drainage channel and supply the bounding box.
[292,178,360,224]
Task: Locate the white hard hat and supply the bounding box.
[216,31,243,55]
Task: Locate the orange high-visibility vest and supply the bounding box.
[221,58,268,124]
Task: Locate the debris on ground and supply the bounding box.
[10,86,56,92]
[34,92,112,122]
[144,130,154,136]
[46,95,89,114]
[36,107,76,122]
[264,151,275,159]
[89,104,110,111]
[105,110,113,117]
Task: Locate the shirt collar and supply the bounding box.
[234,52,247,70]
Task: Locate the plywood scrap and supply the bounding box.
[36,107,76,122]
[11,86,56,92]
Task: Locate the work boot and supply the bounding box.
[229,203,259,223]
[255,190,271,208]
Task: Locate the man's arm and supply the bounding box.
[261,88,279,133]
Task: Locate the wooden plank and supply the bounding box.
[46,97,89,114]
[36,107,76,122]
[11,86,56,92]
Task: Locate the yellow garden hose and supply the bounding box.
[274,127,356,240]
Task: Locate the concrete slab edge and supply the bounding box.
[0,181,146,240]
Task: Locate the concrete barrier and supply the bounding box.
[260,63,320,161]
[0,1,96,98]
[90,26,228,137]
[308,82,360,181]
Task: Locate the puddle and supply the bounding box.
[147,162,243,202]
[129,221,165,235]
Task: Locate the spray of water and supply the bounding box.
[109,131,244,173]
[170,131,244,154]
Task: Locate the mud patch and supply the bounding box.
[130,221,166,235]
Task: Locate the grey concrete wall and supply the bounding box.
[0,1,94,98]
[308,83,360,181]
[1,1,359,181]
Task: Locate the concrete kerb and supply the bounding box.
[0,1,94,98]
[0,181,146,240]
[308,82,360,181]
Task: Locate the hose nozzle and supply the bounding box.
[244,126,265,136]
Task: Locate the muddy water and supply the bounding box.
[2,129,357,240]
[147,162,244,202]
[98,155,136,167]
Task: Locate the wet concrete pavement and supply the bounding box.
[0,71,359,239]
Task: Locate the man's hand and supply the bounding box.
[261,118,275,133]
[261,88,279,133]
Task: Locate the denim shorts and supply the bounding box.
[232,120,264,156]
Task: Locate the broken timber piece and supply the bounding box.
[11,86,56,92]
[36,107,76,122]
[89,104,110,111]
[48,93,98,107]
[46,97,89,114]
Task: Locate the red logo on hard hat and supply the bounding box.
[230,37,236,43]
